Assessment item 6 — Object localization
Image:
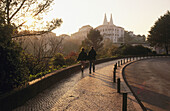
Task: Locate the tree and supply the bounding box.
[113,44,152,56]
[62,38,80,55]
[148,11,170,54]
[0,0,63,92]
[98,39,118,58]
[118,31,147,44]
[0,0,62,38]
[13,32,64,75]
[118,31,133,44]
[81,29,103,52]
[0,11,29,92]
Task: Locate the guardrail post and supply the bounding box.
[118,61,120,67]
[122,93,127,111]
[113,68,116,83]
[115,63,117,69]
[117,78,120,93]
[121,60,122,65]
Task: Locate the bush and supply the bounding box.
[113,44,152,56]
[0,28,29,92]
[22,53,38,75]
[53,53,65,67]
[0,12,30,92]
[65,52,78,65]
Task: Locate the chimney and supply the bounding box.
[103,13,108,25]
[109,14,113,25]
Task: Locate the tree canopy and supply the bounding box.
[148,11,170,54]
[118,31,146,44]
[0,11,29,92]
[81,29,103,52]
[0,0,62,38]
[113,44,152,56]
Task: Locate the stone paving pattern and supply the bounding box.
[51,63,138,111]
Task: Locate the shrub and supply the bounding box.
[65,52,78,65]
[113,44,152,56]
[0,30,29,92]
[0,12,30,92]
[53,53,65,67]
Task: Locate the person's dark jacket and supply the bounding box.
[88,49,97,60]
[77,51,87,61]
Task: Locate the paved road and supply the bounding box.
[13,60,122,111]
[124,57,170,111]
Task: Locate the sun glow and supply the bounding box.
[25,16,35,26]
[22,16,40,31]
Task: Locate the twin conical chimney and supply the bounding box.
[110,14,113,25]
[103,13,113,25]
[103,13,108,25]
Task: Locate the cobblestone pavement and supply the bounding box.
[124,57,170,111]
[14,59,141,111]
[51,61,139,111]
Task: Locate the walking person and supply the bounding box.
[77,48,87,73]
[88,47,97,74]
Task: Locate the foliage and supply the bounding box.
[118,31,146,44]
[81,29,103,52]
[22,53,49,75]
[0,13,29,92]
[148,11,170,54]
[0,0,63,92]
[28,52,78,81]
[29,70,52,81]
[123,31,133,44]
[97,39,118,58]
[65,51,78,65]
[113,44,152,56]
[62,39,80,55]
[53,53,65,67]
[0,0,62,38]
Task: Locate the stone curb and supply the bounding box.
[116,56,170,111]
[117,60,144,111]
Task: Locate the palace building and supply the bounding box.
[95,14,124,43]
[71,14,125,43]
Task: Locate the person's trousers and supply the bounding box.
[89,60,95,73]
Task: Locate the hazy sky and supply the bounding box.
[44,0,170,36]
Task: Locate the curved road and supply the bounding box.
[124,57,170,111]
